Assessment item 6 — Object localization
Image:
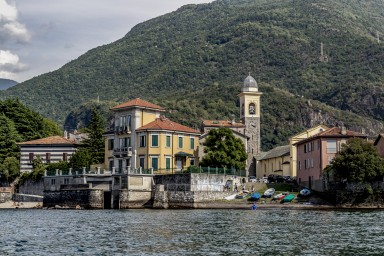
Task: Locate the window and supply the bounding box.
[126,158,131,168]
[118,160,123,171]
[166,157,171,171]
[51,179,56,185]
[166,135,171,148]
[108,139,114,150]
[178,136,183,148]
[140,135,146,147]
[64,178,69,185]
[139,157,145,168]
[151,134,159,147]
[298,161,301,170]
[190,137,195,149]
[109,160,114,171]
[29,153,34,163]
[124,137,131,147]
[190,158,195,166]
[126,115,131,131]
[241,103,244,116]
[63,153,68,161]
[46,153,51,164]
[151,157,158,170]
[327,140,337,153]
[304,144,307,153]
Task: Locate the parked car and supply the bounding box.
[248,176,257,182]
[268,174,285,183]
[260,177,268,183]
[283,176,296,184]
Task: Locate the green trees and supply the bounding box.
[0,157,19,182]
[80,108,105,165]
[328,138,384,182]
[0,114,22,162]
[201,127,247,170]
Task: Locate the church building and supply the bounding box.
[200,75,262,176]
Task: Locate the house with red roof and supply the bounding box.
[295,127,367,191]
[18,136,79,173]
[105,98,201,173]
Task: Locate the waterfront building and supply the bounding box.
[289,124,329,178]
[104,98,200,173]
[18,136,78,173]
[201,75,262,176]
[256,145,290,178]
[295,127,367,191]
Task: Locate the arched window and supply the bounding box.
[249,103,256,115]
[241,103,244,116]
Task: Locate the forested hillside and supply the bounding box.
[1,0,383,150]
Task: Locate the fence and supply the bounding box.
[44,166,246,177]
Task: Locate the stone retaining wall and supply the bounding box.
[119,190,152,209]
[43,189,104,209]
[0,192,12,203]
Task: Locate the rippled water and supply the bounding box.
[0,208,383,255]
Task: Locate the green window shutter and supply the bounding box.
[166,158,171,170]
[190,138,194,149]
[166,135,171,147]
[152,134,158,147]
[152,158,158,170]
[178,137,183,148]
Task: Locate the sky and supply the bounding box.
[0,0,213,83]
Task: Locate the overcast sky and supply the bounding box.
[0,0,213,83]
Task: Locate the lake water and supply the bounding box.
[0,208,383,255]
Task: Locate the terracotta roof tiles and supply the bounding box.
[136,117,200,134]
[18,136,78,145]
[111,98,165,111]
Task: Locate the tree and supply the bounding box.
[69,150,93,170]
[328,138,384,182]
[81,108,105,164]
[0,157,20,182]
[201,127,247,169]
[0,114,22,162]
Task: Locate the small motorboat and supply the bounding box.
[273,192,287,201]
[299,188,311,197]
[235,191,249,199]
[224,194,237,200]
[248,192,261,201]
[281,194,295,203]
[263,188,275,198]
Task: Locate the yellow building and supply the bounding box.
[104,98,200,173]
[289,124,328,178]
[256,145,291,178]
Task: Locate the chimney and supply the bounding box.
[341,126,347,135]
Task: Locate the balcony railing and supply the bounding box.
[114,126,131,134]
[113,147,132,157]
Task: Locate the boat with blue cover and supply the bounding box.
[248,192,261,201]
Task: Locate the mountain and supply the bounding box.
[0,78,18,90]
[0,0,383,150]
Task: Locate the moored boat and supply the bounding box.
[263,188,275,198]
[224,194,237,200]
[299,188,311,197]
[248,192,261,201]
[235,192,249,199]
[281,194,295,203]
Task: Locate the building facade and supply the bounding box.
[296,127,367,191]
[104,98,200,173]
[374,134,384,157]
[256,145,290,178]
[289,124,329,178]
[18,136,78,173]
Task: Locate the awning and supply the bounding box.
[175,151,193,157]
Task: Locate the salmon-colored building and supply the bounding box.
[296,127,367,191]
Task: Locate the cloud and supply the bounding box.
[0,0,31,43]
[0,50,27,73]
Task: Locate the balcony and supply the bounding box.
[114,126,131,135]
[113,147,132,157]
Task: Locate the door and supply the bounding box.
[176,158,182,171]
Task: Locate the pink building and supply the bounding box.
[296,127,367,191]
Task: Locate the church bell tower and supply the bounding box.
[238,75,262,176]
